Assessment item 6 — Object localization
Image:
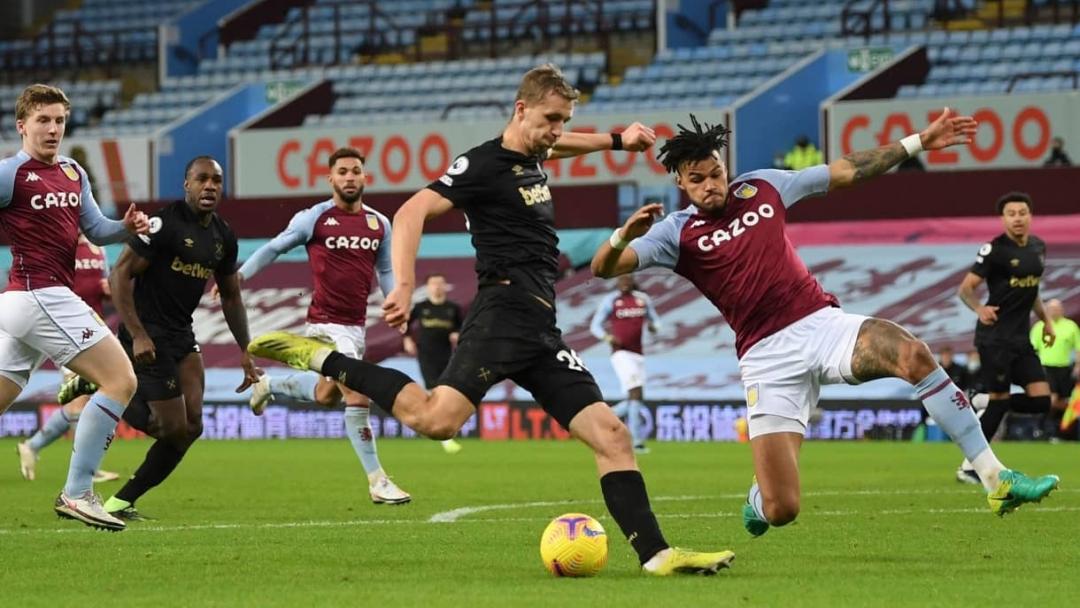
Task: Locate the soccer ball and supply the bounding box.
[539,513,608,577]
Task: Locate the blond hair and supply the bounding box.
[15,84,70,121]
[515,64,579,105]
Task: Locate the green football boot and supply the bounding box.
[988,469,1060,516]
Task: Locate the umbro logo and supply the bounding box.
[324,217,340,226]
[691,220,707,228]
[25,172,40,182]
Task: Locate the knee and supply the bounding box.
[156,418,189,445]
[187,420,204,442]
[590,418,634,461]
[899,339,938,384]
[763,494,800,526]
[419,418,460,441]
[314,393,341,408]
[102,367,138,402]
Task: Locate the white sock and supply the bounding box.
[970,449,1005,492]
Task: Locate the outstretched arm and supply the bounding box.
[591,203,665,278]
[828,107,977,190]
[549,122,656,160]
[382,189,454,330]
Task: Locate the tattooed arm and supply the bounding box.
[828,107,978,191]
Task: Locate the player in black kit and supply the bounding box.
[954,191,1054,483]
[403,273,465,453]
[101,156,260,518]
[249,65,735,575]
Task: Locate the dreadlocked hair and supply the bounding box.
[656,114,730,174]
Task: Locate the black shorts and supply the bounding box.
[437,285,603,429]
[976,342,1045,393]
[119,326,201,402]
[1044,365,1075,398]
[418,352,451,390]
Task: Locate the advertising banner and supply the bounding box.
[231,108,719,196]
[0,136,152,210]
[825,91,1079,169]
[3,400,923,442]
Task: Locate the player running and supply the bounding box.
[590,112,1059,539]
[1,84,148,531]
[589,274,660,453]
[248,65,735,575]
[97,156,259,520]
[955,192,1054,482]
[233,148,410,505]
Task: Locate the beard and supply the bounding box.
[334,183,363,204]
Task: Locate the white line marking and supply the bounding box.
[0,489,1072,536]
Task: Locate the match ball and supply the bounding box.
[539,513,608,577]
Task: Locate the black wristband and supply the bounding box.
[610,132,623,151]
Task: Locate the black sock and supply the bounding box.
[1009,394,1051,414]
[115,440,188,505]
[980,399,1010,439]
[600,470,669,564]
[320,352,414,414]
[121,397,152,433]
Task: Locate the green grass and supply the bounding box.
[0,438,1075,607]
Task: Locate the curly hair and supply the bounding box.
[656,114,730,174]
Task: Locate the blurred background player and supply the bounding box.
[1,84,148,531]
[249,65,736,575]
[234,147,411,505]
[592,112,1058,540]
[99,156,259,520]
[1030,299,1079,440]
[589,273,660,453]
[955,192,1054,483]
[403,273,464,454]
[17,232,119,483]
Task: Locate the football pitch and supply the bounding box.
[1,438,1074,607]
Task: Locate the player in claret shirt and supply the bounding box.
[591,112,1059,539]
[0,84,148,531]
[234,147,410,505]
[590,274,660,452]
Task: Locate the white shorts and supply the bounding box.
[610,350,645,393]
[739,307,868,439]
[0,287,109,387]
[305,322,366,359]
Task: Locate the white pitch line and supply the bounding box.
[1,489,1074,536]
[427,487,1079,522]
[427,494,711,523]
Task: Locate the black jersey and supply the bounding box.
[970,233,1045,346]
[409,299,463,362]
[426,138,559,303]
[125,200,238,335]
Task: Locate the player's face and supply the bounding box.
[184,159,224,213]
[426,275,447,298]
[517,91,574,155]
[329,157,365,204]
[616,275,634,293]
[17,103,67,163]
[676,151,729,215]
[1000,201,1031,239]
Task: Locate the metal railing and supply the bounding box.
[841,0,892,39]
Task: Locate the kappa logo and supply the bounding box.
[324,217,340,226]
[80,328,96,343]
[733,183,758,199]
[691,219,708,228]
[24,171,40,182]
